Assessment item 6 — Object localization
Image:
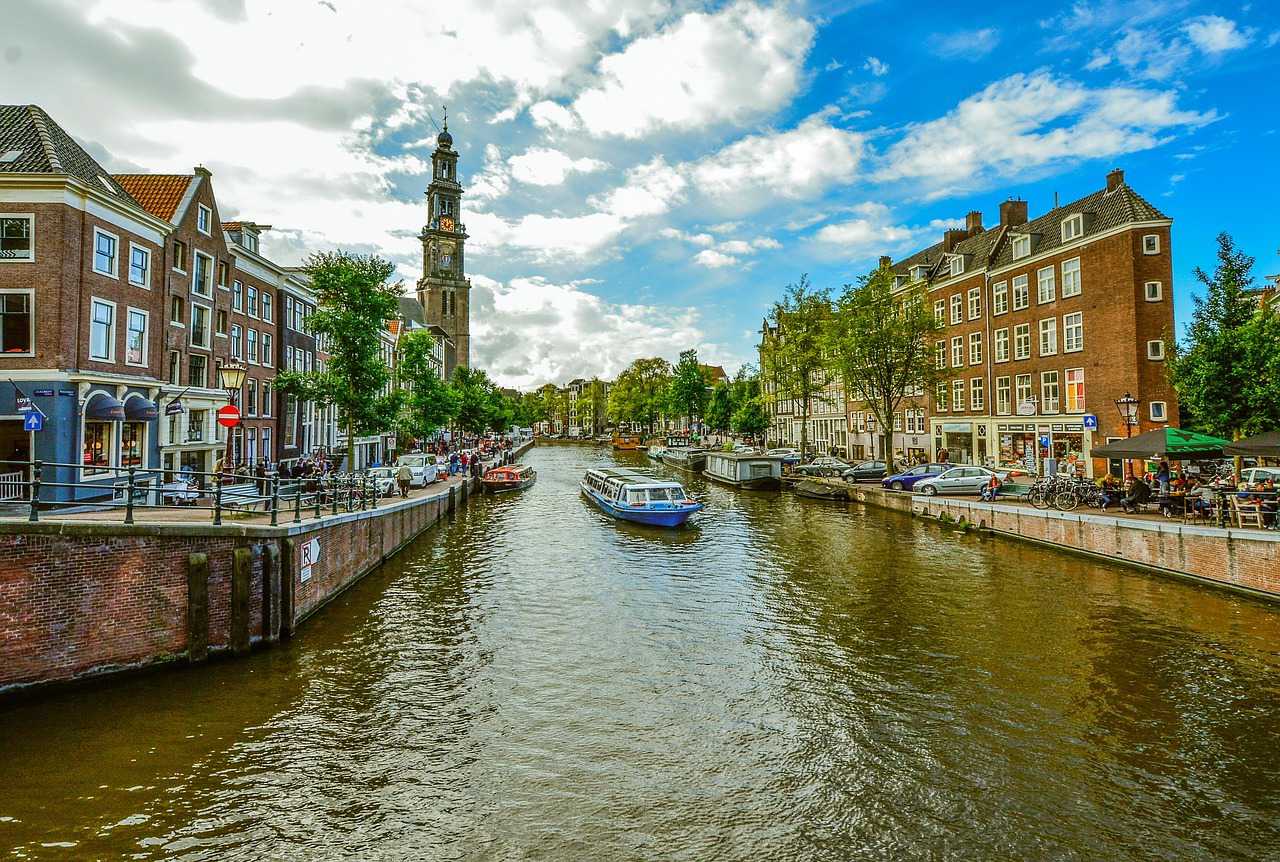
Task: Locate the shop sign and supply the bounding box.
[33,388,54,397]
[165,401,185,416]
[16,396,33,413]
[1017,401,1037,416]
[1039,435,1050,448]
[58,389,75,397]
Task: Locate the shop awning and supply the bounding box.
[84,396,126,421]
[1089,428,1229,460]
[1223,431,1280,457]
[124,397,159,420]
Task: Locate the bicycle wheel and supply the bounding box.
[1055,490,1080,511]
[1030,487,1052,509]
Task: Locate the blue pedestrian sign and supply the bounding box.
[23,411,43,432]
[1082,414,1098,429]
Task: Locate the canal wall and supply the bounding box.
[0,477,479,698]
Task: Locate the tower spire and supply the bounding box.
[442,104,448,133]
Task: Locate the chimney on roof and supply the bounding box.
[1106,167,1125,192]
[943,227,967,253]
[878,255,892,269]
[966,210,983,236]
[999,198,1028,227]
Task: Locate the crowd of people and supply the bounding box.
[1095,461,1278,525]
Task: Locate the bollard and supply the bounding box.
[213,478,224,526]
[270,476,280,526]
[124,466,136,525]
[28,460,41,523]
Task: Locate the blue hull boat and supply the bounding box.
[581,468,703,528]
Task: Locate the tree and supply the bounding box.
[394,330,459,446]
[826,265,944,472]
[1169,234,1280,438]
[668,349,710,429]
[731,395,769,440]
[760,274,833,455]
[704,380,735,433]
[586,378,609,435]
[274,252,402,469]
[608,357,673,433]
[451,366,500,435]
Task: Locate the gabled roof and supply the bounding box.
[699,364,728,383]
[112,173,194,221]
[0,104,140,204]
[397,295,426,326]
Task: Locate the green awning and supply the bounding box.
[1089,428,1229,460]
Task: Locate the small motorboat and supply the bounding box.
[612,434,643,450]
[581,468,703,527]
[481,464,537,493]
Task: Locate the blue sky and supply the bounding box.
[7,0,1278,387]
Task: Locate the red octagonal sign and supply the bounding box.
[216,404,241,428]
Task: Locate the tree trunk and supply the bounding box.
[347,417,356,471]
[799,393,810,457]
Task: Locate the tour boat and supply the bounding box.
[481,464,537,493]
[702,451,786,490]
[580,468,704,527]
[612,434,643,451]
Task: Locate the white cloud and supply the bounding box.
[863,56,889,76]
[1183,15,1254,53]
[466,211,627,261]
[567,1,815,138]
[810,203,937,257]
[751,237,782,249]
[468,143,512,202]
[529,100,579,130]
[1268,30,1280,48]
[590,156,689,218]
[1084,48,1112,70]
[507,147,608,186]
[694,249,739,268]
[1112,28,1192,80]
[659,228,716,247]
[929,27,1001,60]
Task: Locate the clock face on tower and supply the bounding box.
[440,215,455,232]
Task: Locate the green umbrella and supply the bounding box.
[1089,428,1230,460]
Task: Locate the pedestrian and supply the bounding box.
[396,462,413,497]
[449,450,459,475]
[1156,460,1171,496]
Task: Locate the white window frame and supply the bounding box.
[191,250,214,298]
[1142,234,1161,255]
[89,297,116,361]
[189,302,212,349]
[1063,311,1084,353]
[992,281,1008,316]
[1012,274,1029,310]
[92,227,119,278]
[1065,368,1085,413]
[1015,373,1032,408]
[1144,281,1163,302]
[1061,214,1083,242]
[1037,265,1055,304]
[261,332,273,367]
[950,294,963,325]
[1147,339,1165,360]
[949,255,964,277]
[0,213,36,263]
[247,285,259,319]
[951,336,964,368]
[1061,257,1081,297]
[1039,318,1057,356]
[1150,401,1167,421]
[994,328,1009,363]
[127,242,151,288]
[935,383,948,413]
[953,379,965,410]
[996,376,1011,415]
[124,306,149,368]
[197,203,212,236]
[172,239,188,274]
[1041,370,1060,414]
[230,323,243,359]
[970,377,984,411]
[969,331,982,365]
[247,328,259,365]
[935,340,946,369]
[967,287,981,320]
[1012,234,1031,260]
[1014,323,1031,360]
[0,287,35,357]
[262,292,273,323]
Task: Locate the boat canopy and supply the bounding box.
[585,467,684,490]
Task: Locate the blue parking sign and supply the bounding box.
[23,411,43,432]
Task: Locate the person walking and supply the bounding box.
[449,450,460,476]
[1156,460,1172,496]
[396,462,413,498]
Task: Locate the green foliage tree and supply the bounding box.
[394,330,459,446]
[668,349,710,428]
[1169,233,1280,438]
[704,381,735,433]
[451,366,500,435]
[761,274,833,455]
[608,357,673,433]
[731,394,769,440]
[826,265,944,472]
[274,252,402,469]
[586,378,609,435]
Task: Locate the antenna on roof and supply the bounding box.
[1054,191,1060,209]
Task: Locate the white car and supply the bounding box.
[393,454,438,487]
[1241,467,1280,486]
[365,467,399,497]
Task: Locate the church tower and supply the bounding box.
[417,110,470,372]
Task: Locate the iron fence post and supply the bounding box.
[269,476,280,526]
[294,486,302,524]
[124,467,136,525]
[331,477,339,516]
[28,460,41,523]
[214,477,224,526]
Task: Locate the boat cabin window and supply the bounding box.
[647,488,675,502]
[626,489,647,504]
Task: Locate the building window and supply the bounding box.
[125,308,148,366]
[1142,234,1161,255]
[82,419,113,475]
[893,412,903,432]
[935,382,948,412]
[285,295,295,330]
[246,378,258,417]
[1061,214,1083,242]
[1012,235,1031,260]
[173,239,187,272]
[967,287,981,320]
[0,214,34,261]
[1065,368,1085,412]
[969,331,982,365]
[170,295,185,325]
[1039,318,1057,356]
[261,332,273,367]
[89,298,115,361]
[1041,371,1060,413]
[950,294,963,325]
[951,336,964,367]
[247,328,259,364]
[991,281,1008,316]
[262,383,272,417]
[190,304,211,348]
[934,299,945,325]
[216,309,228,336]
[994,328,1009,363]
[935,340,946,369]
[1037,266,1055,304]
[284,395,298,446]
[1063,312,1084,352]
[1014,323,1031,360]
[192,252,213,297]
[952,379,965,410]
[1015,374,1033,411]
[128,244,150,287]
[996,376,1011,415]
[188,409,206,442]
[1145,281,1162,302]
[1061,257,1081,297]
[217,260,229,289]
[1012,274,1029,310]
[950,256,964,277]
[92,228,118,277]
[121,420,145,468]
[0,291,33,354]
[1147,339,1165,360]
[197,203,212,235]
[1150,401,1167,421]
[188,353,207,388]
[168,350,180,385]
[261,292,273,322]
[247,285,259,317]
[970,377,984,411]
[231,324,243,358]
[232,280,244,311]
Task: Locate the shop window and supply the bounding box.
[188,409,206,442]
[121,421,145,467]
[83,420,113,475]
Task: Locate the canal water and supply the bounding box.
[3,444,1280,860]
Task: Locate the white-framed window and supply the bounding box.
[0,214,34,262]
[935,340,946,369]
[996,376,1011,415]
[1015,373,1033,409]
[246,378,258,417]
[893,412,903,432]
[1061,214,1083,242]
[951,336,964,367]
[261,292,273,323]
[191,251,213,297]
[89,297,116,361]
[1014,323,1031,360]
[949,255,964,277]
[247,328,259,364]
[935,382,948,412]
[970,377,984,411]
[967,287,981,320]
[953,379,965,410]
[0,289,34,355]
[992,281,1008,315]
[1145,281,1163,302]
[1041,370,1060,414]
[1147,339,1165,360]
[950,294,963,324]
[217,260,229,290]
[1061,257,1081,297]
[969,331,982,365]
[1142,234,1161,255]
[172,239,187,273]
[230,323,242,359]
[125,307,148,367]
[92,227,119,278]
[994,328,1009,362]
[190,303,211,348]
[1150,401,1167,421]
[127,243,150,288]
[1037,266,1055,304]
[1012,234,1031,260]
[261,426,272,460]
[232,280,244,312]
[197,204,212,235]
[1039,318,1057,356]
[1012,274,1029,310]
[261,332,273,367]
[912,265,929,281]
[1063,312,1084,352]
[1065,368,1085,413]
[82,412,115,476]
[247,285,259,318]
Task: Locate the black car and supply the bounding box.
[841,460,887,483]
[792,457,853,478]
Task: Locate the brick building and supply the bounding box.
[222,222,280,466]
[871,168,1178,477]
[278,275,319,463]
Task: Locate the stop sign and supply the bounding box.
[216,404,241,428]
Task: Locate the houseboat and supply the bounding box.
[659,436,707,473]
[580,468,704,527]
[612,434,643,451]
[481,464,537,493]
[702,451,786,490]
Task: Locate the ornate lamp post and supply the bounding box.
[1114,391,1140,478]
[218,362,247,474]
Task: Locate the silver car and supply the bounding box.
[915,466,998,496]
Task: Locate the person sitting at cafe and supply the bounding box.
[1121,476,1152,513]
[980,473,1002,502]
[1186,480,1217,517]
[1097,474,1122,511]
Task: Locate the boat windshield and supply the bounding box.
[647,488,677,502]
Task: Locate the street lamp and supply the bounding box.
[1114,391,1140,478]
[218,362,247,473]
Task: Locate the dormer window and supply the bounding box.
[1012,234,1031,260]
[1061,214,1083,242]
[244,233,258,253]
[911,265,928,281]
[893,275,906,289]
[949,255,964,277]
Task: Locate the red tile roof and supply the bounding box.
[112,174,192,221]
[221,221,243,232]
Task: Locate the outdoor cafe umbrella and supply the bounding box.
[1089,427,1229,460]
[1223,431,1280,458]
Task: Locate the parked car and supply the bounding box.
[393,454,439,486]
[842,460,887,483]
[1241,467,1280,486]
[767,448,802,465]
[881,463,950,492]
[914,466,1000,496]
[793,457,854,477]
[365,467,399,497]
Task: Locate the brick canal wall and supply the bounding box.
[0,477,478,697]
